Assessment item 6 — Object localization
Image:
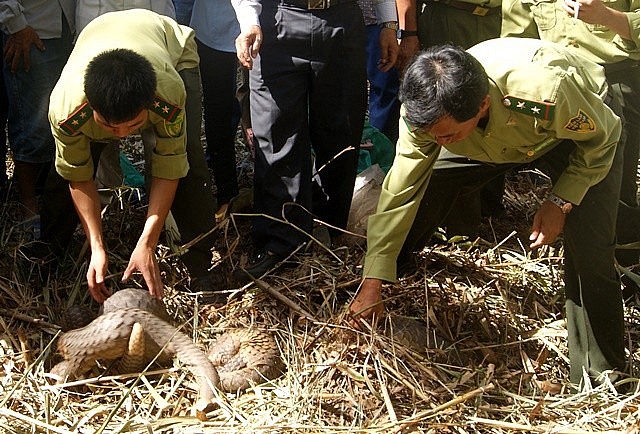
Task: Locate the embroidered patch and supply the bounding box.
[59,102,93,135]
[564,109,596,133]
[150,97,181,122]
[502,95,555,121]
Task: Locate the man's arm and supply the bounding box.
[69,179,111,303]
[231,0,262,69]
[349,112,441,321]
[529,66,622,249]
[123,177,178,299]
[396,0,420,71]
[562,0,633,39]
[373,0,400,71]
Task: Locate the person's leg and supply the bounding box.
[3,37,68,219]
[168,67,216,278]
[248,3,314,257]
[0,59,7,190]
[236,66,254,155]
[604,67,640,298]
[310,2,367,234]
[197,40,239,207]
[554,139,627,386]
[365,23,400,143]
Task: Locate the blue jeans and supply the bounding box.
[3,34,72,163]
[365,24,400,143]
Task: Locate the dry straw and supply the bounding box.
[1,162,639,433]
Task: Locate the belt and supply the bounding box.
[282,0,350,9]
[430,0,501,16]
[602,58,640,75]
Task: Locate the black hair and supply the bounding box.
[84,48,157,124]
[399,44,489,130]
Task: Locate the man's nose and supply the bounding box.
[113,126,131,137]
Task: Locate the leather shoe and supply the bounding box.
[233,251,286,284]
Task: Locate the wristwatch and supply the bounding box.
[547,193,573,214]
[397,29,418,39]
[381,21,399,31]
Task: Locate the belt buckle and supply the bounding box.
[472,6,489,16]
[308,0,329,9]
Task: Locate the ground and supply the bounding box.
[0,131,639,433]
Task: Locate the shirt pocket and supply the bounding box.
[522,0,559,31]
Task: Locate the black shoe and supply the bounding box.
[184,272,230,306]
[233,251,286,284]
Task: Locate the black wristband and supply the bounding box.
[397,29,418,39]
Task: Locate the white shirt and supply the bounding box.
[230,0,397,33]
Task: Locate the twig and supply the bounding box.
[247,275,317,322]
[0,408,72,434]
[387,383,495,432]
[0,307,61,332]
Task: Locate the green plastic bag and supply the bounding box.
[358,121,395,174]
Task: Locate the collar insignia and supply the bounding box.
[150,97,181,122]
[59,102,93,135]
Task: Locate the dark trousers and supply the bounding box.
[0,61,7,187]
[399,138,626,385]
[605,63,640,269]
[249,1,367,255]
[197,39,240,205]
[41,67,215,278]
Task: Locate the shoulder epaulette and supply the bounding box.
[150,96,181,122]
[502,95,555,121]
[59,102,93,134]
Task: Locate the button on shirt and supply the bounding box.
[363,37,622,283]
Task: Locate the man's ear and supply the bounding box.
[480,94,491,112]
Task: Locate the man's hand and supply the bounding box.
[348,278,385,327]
[562,0,631,38]
[3,26,44,73]
[378,27,399,72]
[86,247,111,303]
[236,25,262,70]
[123,242,163,299]
[396,36,420,73]
[529,200,567,249]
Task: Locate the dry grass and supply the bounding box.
[1,149,640,433]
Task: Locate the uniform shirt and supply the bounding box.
[231,0,398,33]
[427,0,502,8]
[0,0,75,38]
[75,0,176,34]
[363,37,622,283]
[49,9,199,183]
[502,0,640,64]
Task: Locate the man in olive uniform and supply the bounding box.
[350,38,626,389]
[502,0,640,291]
[44,9,216,303]
[396,0,505,236]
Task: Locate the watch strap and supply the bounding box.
[398,29,419,39]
